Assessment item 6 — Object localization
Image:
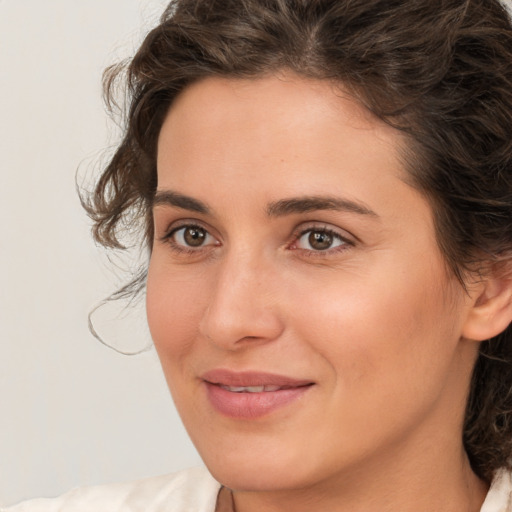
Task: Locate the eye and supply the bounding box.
[293,227,350,253]
[169,225,217,249]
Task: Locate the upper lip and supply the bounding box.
[201,369,314,388]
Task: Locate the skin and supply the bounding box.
[146,74,489,511]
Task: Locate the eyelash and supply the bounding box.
[160,223,219,256]
[289,225,354,257]
[159,222,354,258]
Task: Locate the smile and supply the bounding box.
[201,370,315,419]
[219,384,297,393]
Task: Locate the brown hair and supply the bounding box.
[85,0,512,482]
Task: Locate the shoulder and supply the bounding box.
[1,466,221,512]
[481,469,512,512]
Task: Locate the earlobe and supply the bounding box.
[462,269,512,342]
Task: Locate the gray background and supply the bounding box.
[0,1,201,506]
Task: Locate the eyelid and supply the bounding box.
[158,219,221,253]
[159,218,216,239]
[288,223,356,255]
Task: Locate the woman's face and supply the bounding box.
[147,75,479,492]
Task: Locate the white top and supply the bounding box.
[1,467,220,512]
[2,466,512,511]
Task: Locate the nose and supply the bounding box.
[198,251,285,349]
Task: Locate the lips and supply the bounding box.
[219,384,286,393]
[201,369,314,388]
[201,369,314,419]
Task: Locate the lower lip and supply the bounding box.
[204,382,312,419]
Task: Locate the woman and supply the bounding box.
[5,0,512,510]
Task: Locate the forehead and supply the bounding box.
[164,73,374,128]
[156,73,409,189]
[161,73,399,134]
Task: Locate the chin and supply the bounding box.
[198,442,320,492]
[207,461,305,492]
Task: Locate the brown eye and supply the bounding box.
[172,225,215,248]
[296,228,346,252]
[308,231,333,250]
[183,227,207,246]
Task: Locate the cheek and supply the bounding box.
[146,260,207,364]
[291,263,456,399]
[283,270,465,463]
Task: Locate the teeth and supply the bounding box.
[246,386,265,393]
[220,385,282,393]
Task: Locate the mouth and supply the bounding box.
[201,369,315,419]
[217,384,306,393]
[201,369,314,389]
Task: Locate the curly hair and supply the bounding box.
[85,0,512,482]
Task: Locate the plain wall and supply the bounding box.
[0,1,201,506]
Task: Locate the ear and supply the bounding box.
[462,264,512,341]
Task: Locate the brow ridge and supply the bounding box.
[266,196,378,217]
[153,190,210,214]
[153,190,378,218]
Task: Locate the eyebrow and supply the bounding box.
[152,190,210,214]
[153,190,378,218]
[266,196,378,218]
